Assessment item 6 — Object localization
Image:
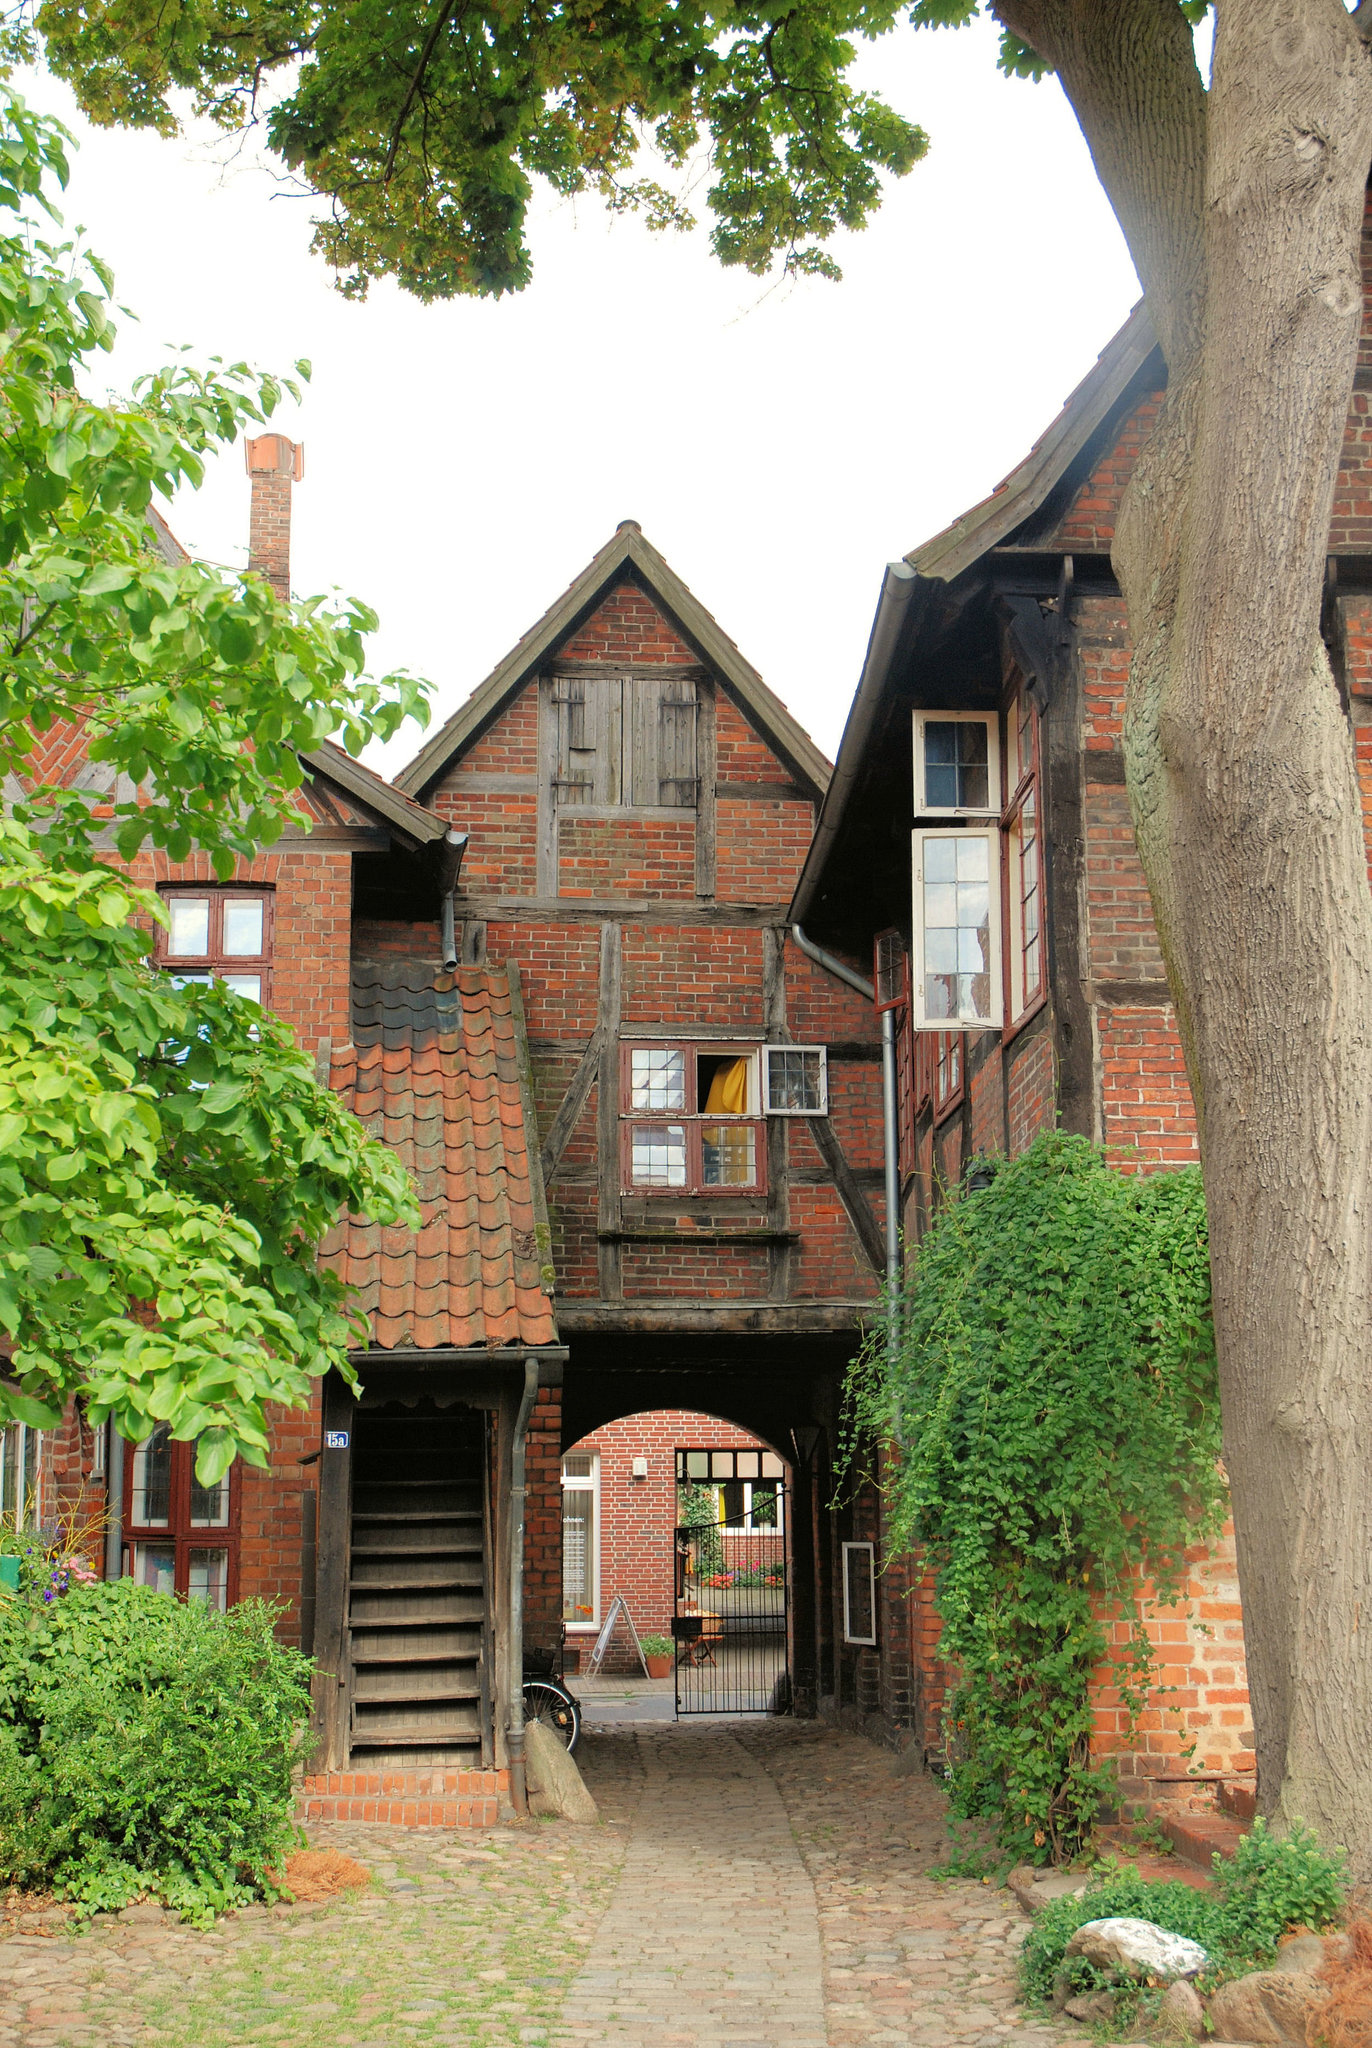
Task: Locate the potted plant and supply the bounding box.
[641,1633,674,1678]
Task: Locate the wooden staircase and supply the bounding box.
[346,1401,491,1769]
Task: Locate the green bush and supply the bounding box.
[1021,1822,1347,2002]
[0,1579,313,1921]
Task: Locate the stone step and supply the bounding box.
[300,1768,506,1797]
[1163,1808,1247,1869]
[298,1791,502,1827]
[296,1765,508,1829]
[1218,1776,1257,1823]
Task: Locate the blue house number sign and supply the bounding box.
[325,1430,350,1450]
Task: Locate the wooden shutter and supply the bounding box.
[626,676,697,807]
[552,677,622,805]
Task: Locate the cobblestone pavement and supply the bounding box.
[0,1721,1089,2048]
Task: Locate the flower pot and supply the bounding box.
[645,1654,673,1678]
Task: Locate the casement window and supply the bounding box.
[1005,686,1046,1018]
[125,1425,237,1609]
[913,711,1000,817]
[716,1478,784,1533]
[910,688,1044,1032]
[912,829,1002,1029]
[621,1043,826,1192]
[156,888,273,1005]
[933,1031,962,1115]
[0,1422,41,1528]
[551,674,698,809]
[762,1045,828,1115]
[561,1452,600,1631]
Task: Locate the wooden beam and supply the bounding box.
[595,923,624,1300]
[540,1022,605,1185]
[454,895,792,927]
[715,781,814,804]
[555,1300,869,1335]
[311,1372,356,1774]
[807,1116,886,1277]
[694,676,718,901]
[762,925,793,1302]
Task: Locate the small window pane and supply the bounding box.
[761,1452,784,1479]
[702,1123,756,1186]
[221,974,262,1002]
[711,1452,735,1479]
[766,1049,825,1114]
[221,898,265,956]
[190,1466,228,1528]
[188,1548,229,1610]
[686,1451,709,1479]
[630,1048,686,1112]
[923,721,989,810]
[562,1485,596,1624]
[631,1124,687,1186]
[736,1451,761,1480]
[922,835,994,1023]
[133,1543,177,1596]
[167,898,210,956]
[132,1426,172,1527]
[562,1453,593,1481]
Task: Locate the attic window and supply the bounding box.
[913,711,999,817]
[550,675,698,809]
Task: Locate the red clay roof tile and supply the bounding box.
[325,962,557,1352]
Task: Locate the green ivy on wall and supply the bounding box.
[841,1132,1224,1865]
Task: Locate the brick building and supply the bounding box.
[36,473,886,1818]
[787,236,1372,1786]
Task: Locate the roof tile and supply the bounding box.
[325,962,557,1353]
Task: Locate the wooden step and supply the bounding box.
[352,1511,482,1525]
[351,1539,485,1557]
[351,1648,480,1666]
[349,1728,481,1749]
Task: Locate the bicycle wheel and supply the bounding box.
[522,1678,581,1754]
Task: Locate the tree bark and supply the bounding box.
[997,0,1372,1870]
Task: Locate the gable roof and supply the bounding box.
[300,739,446,849]
[790,305,1164,930]
[395,523,832,801]
[321,959,558,1352]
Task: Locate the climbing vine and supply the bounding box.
[841,1132,1224,1865]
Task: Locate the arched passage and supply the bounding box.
[560,1406,790,1688]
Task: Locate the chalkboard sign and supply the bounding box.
[585,1593,647,1676]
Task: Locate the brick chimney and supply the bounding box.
[245,433,304,600]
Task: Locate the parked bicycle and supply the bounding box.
[522,1634,581,1753]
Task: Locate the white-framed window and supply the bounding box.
[0,1423,41,1528]
[715,1479,784,1533]
[842,1541,877,1646]
[762,1045,828,1116]
[913,710,1000,817]
[561,1451,600,1631]
[621,1043,766,1192]
[912,828,1003,1030]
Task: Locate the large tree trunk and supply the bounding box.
[998,0,1372,1871]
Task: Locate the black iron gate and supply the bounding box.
[673,1458,789,1714]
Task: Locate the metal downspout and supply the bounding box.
[103,1421,124,1581]
[437,828,469,971]
[507,1355,539,1815]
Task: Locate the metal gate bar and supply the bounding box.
[674,1466,788,1715]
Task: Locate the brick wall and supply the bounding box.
[562,1407,779,1674]
[558,583,698,666]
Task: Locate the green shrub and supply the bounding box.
[0,1579,313,1921]
[1021,1822,1347,2002]
[640,1634,674,1658]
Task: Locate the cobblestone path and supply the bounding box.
[0,1722,1086,2048]
[555,1724,826,2048]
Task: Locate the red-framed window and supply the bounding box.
[124,1426,239,1609]
[1003,685,1046,1020]
[620,1042,767,1194]
[933,1032,962,1117]
[155,887,274,1006]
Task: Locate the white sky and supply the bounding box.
[23,12,1140,771]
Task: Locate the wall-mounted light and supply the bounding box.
[631,1456,648,1482]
